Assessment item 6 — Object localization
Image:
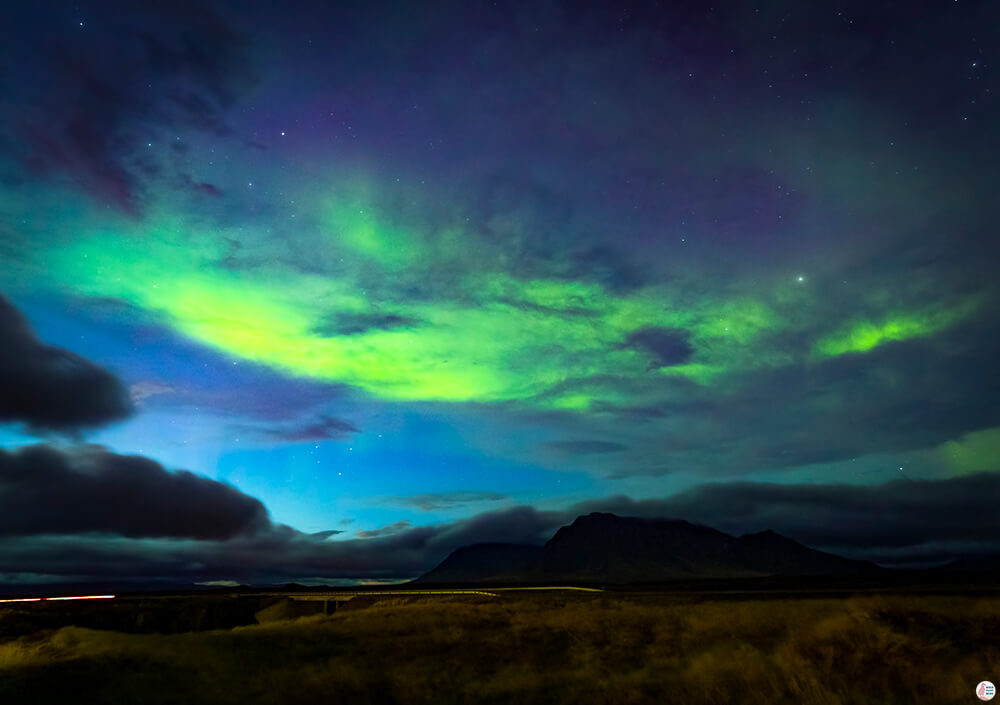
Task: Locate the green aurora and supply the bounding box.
[34,187,982,412]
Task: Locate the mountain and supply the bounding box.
[416,543,542,584]
[538,513,753,581]
[936,554,1000,573]
[732,529,876,576]
[417,513,878,584]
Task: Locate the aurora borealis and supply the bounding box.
[1,0,998,585]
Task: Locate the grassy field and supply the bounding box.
[1,592,997,704]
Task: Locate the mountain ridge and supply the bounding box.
[416,512,880,584]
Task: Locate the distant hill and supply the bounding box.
[417,543,542,584]
[732,529,876,577]
[937,554,1000,573]
[417,512,879,584]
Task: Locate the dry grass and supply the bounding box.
[1,593,997,704]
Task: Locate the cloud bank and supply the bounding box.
[0,294,133,433]
[0,444,270,540]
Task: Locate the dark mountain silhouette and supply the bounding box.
[538,513,750,581]
[418,543,542,584]
[417,513,879,584]
[732,529,875,577]
[938,554,1000,573]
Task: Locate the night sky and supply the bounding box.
[1,0,998,587]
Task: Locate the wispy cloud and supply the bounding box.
[354,521,412,539]
[232,415,359,444]
[386,491,511,511]
[543,440,627,455]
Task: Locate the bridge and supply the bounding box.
[255,586,604,614]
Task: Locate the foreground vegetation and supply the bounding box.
[1,592,997,704]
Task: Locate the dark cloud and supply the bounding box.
[569,473,1000,566]
[355,521,412,539]
[495,298,596,319]
[564,244,647,293]
[0,503,560,586]
[595,316,1000,480]
[0,444,270,540]
[179,173,223,198]
[249,415,359,443]
[619,327,694,368]
[0,2,256,213]
[543,440,627,455]
[0,295,133,433]
[1,471,995,585]
[732,323,1000,469]
[312,313,420,337]
[661,474,1000,552]
[589,401,666,419]
[310,530,344,540]
[428,505,559,548]
[389,491,510,511]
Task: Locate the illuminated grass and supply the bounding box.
[1,593,995,704]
